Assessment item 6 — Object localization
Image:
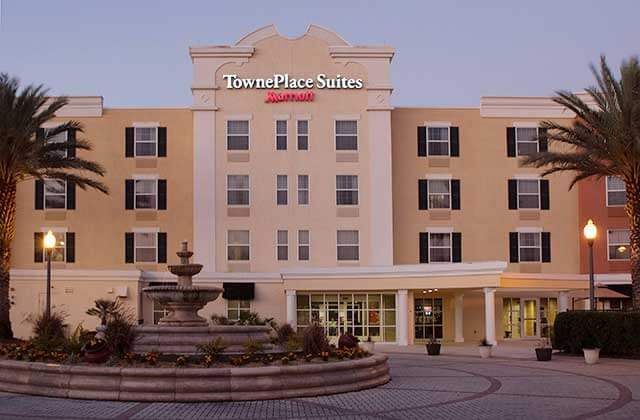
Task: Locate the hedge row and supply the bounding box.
[553,311,640,356]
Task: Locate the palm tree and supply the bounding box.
[0,74,108,339]
[522,56,640,309]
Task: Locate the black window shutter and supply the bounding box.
[125,127,134,157]
[451,179,461,210]
[66,232,75,263]
[508,179,518,210]
[66,180,76,210]
[541,232,551,262]
[36,128,45,141]
[157,127,167,157]
[67,129,76,158]
[540,179,550,210]
[538,128,548,152]
[125,180,135,209]
[417,126,427,157]
[34,233,44,263]
[450,127,460,157]
[35,180,44,210]
[125,233,134,263]
[452,232,462,263]
[509,232,519,263]
[419,232,429,263]
[157,232,167,263]
[418,179,428,210]
[507,127,516,157]
[157,179,167,210]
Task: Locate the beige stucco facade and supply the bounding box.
[9,25,591,344]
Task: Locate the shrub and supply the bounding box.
[243,339,264,356]
[210,314,231,325]
[196,337,227,359]
[63,324,90,355]
[86,299,123,326]
[338,332,359,349]
[553,311,640,357]
[27,311,68,350]
[105,310,137,358]
[302,323,329,355]
[277,323,295,344]
[237,312,274,326]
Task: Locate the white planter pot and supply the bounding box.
[478,346,492,359]
[583,348,600,365]
[360,342,375,353]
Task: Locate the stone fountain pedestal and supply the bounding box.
[133,241,275,355]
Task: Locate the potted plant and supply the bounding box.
[582,333,601,365]
[82,337,110,363]
[534,338,553,361]
[426,337,441,356]
[359,336,375,352]
[478,338,493,359]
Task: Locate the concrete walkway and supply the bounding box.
[377,339,548,359]
[0,349,639,419]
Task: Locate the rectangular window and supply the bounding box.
[336,175,358,205]
[517,180,540,209]
[429,232,451,263]
[335,120,358,151]
[227,299,251,321]
[43,231,67,262]
[516,127,539,156]
[276,120,287,150]
[608,229,630,260]
[297,175,309,205]
[414,297,444,340]
[277,230,288,261]
[228,230,250,261]
[227,120,249,150]
[134,127,157,157]
[46,129,68,158]
[134,232,157,263]
[298,230,310,261]
[519,232,541,262]
[606,176,626,206]
[153,301,170,324]
[337,230,359,261]
[297,120,309,150]
[227,175,249,205]
[427,127,449,156]
[135,179,157,209]
[44,179,66,209]
[276,175,288,205]
[427,179,451,209]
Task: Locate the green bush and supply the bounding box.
[27,311,68,350]
[553,311,640,357]
[302,323,329,355]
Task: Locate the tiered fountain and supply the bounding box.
[133,241,273,354]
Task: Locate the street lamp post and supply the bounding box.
[43,230,56,318]
[583,220,598,310]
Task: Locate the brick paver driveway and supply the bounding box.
[0,352,639,419]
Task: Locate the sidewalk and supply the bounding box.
[376,339,547,359]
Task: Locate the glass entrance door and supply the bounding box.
[522,299,538,338]
[502,298,521,339]
[414,298,443,341]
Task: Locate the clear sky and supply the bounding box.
[1,0,639,108]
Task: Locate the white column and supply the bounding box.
[558,291,569,312]
[483,288,497,345]
[285,290,297,329]
[454,293,464,343]
[397,289,409,345]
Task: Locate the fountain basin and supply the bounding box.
[143,285,222,327]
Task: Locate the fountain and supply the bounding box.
[133,241,274,354]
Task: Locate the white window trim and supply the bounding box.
[275,119,288,151]
[276,229,288,261]
[518,231,542,263]
[516,179,541,210]
[607,229,631,261]
[226,174,250,207]
[297,174,310,206]
[335,119,359,151]
[276,175,288,205]
[296,118,310,151]
[606,176,626,207]
[425,125,451,157]
[225,299,252,321]
[133,178,158,210]
[428,232,453,264]
[39,230,67,263]
[337,230,359,261]
[336,175,359,206]
[43,179,67,210]
[227,230,251,261]
[133,125,158,158]
[133,231,157,264]
[297,229,310,261]
[225,119,251,151]
[515,126,540,157]
[426,179,451,210]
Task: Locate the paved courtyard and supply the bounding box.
[0,349,639,419]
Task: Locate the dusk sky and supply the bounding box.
[1,0,639,107]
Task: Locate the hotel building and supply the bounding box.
[9,25,630,344]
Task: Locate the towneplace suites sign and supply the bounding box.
[222,73,364,103]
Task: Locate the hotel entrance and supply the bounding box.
[502,297,558,339]
[414,297,443,341]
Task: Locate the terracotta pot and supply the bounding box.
[83,341,110,364]
[478,345,492,359]
[583,348,600,365]
[535,348,552,361]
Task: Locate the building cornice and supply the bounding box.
[10,269,142,281]
[188,46,255,60]
[480,92,597,118]
[329,46,395,60]
[45,96,103,118]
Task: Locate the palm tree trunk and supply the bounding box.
[626,184,640,309]
[0,180,17,339]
